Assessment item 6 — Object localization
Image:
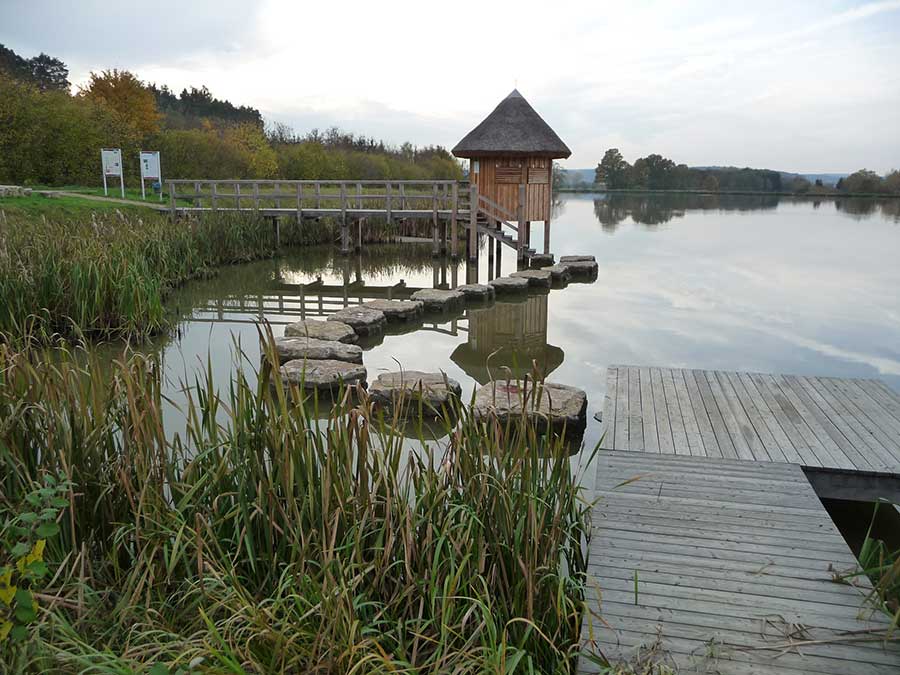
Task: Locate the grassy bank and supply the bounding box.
[558,187,900,198]
[0,335,594,673]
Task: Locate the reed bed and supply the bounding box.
[0,332,596,673]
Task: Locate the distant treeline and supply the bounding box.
[591,148,900,195]
[0,44,462,187]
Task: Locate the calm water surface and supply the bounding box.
[152,193,900,459]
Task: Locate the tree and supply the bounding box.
[28,53,69,91]
[841,169,883,194]
[701,174,719,192]
[80,69,161,137]
[595,148,630,189]
[884,170,900,195]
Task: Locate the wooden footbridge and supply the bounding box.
[582,365,900,674]
[166,179,546,262]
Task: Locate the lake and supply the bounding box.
[149,193,900,456]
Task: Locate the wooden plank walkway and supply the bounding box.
[599,366,900,474]
[580,451,900,674]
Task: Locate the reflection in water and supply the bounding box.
[590,193,900,230]
[451,295,564,384]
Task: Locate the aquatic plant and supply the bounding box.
[0,330,596,673]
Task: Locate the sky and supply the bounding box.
[3,0,900,172]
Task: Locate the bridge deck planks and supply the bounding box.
[599,366,900,473]
[580,451,900,674]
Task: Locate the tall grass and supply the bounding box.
[0,209,279,339]
[0,331,595,673]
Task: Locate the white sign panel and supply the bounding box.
[101,148,122,177]
[140,151,160,180]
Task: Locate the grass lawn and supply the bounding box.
[0,192,156,217]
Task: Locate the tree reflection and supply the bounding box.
[592,193,900,229]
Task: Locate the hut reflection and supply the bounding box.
[451,294,564,384]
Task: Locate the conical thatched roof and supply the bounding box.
[452,90,571,159]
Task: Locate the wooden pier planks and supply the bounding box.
[600,366,900,474]
[580,451,900,674]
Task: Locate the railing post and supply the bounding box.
[315,182,321,210]
[450,182,459,259]
[544,214,551,255]
[168,181,176,215]
[235,183,241,210]
[356,181,362,210]
[274,181,281,209]
[253,182,260,211]
[211,182,218,212]
[340,183,349,255]
[517,183,526,261]
[385,182,392,223]
[297,183,303,221]
[194,181,201,208]
[432,183,439,257]
[468,184,478,261]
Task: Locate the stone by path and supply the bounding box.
[285,319,358,343]
[411,288,464,312]
[274,336,363,364]
[280,359,367,390]
[540,264,572,284]
[472,380,587,435]
[328,306,386,336]
[456,283,495,301]
[361,299,424,322]
[369,371,462,415]
[510,269,553,288]
[489,276,530,295]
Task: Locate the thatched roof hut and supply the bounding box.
[452,89,571,159]
[453,91,569,254]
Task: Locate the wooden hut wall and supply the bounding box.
[474,156,551,221]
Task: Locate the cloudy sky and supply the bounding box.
[4,0,900,172]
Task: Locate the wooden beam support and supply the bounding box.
[468,184,478,261]
[450,182,459,258]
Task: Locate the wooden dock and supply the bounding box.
[599,366,900,474]
[584,366,900,673]
[581,451,900,674]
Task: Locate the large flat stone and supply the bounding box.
[280,359,367,391]
[472,380,587,435]
[328,306,386,336]
[370,371,462,416]
[541,265,572,284]
[561,259,599,280]
[285,319,357,343]
[361,299,424,322]
[411,288,464,312]
[274,336,363,364]
[559,255,596,263]
[510,269,553,288]
[456,283,495,301]
[489,276,530,295]
[529,253,555,268]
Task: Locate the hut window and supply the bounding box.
[496,166,524,183]
[528,167,549,184]
[472,160,479,174]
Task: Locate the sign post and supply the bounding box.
[139,151,162,201]
[101,148,124,198]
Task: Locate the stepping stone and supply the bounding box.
[472,380,588,435]
[510,269,553,288]
[285,319,357,343]
[489,276,530,295]
[559,255,595,263]
[280,359,367,391]
[562,260,599,279]
[411,288,464,312]
[456,283,495,301]
[328,306,386,336]
[361,299,424,322]
[541,265,572,283]
[273,336,363,364]
[370,371,462,416]
[529,253,555,268]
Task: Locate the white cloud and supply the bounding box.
[3,0,899,171]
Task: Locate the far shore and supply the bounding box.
[558,187,900,198]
